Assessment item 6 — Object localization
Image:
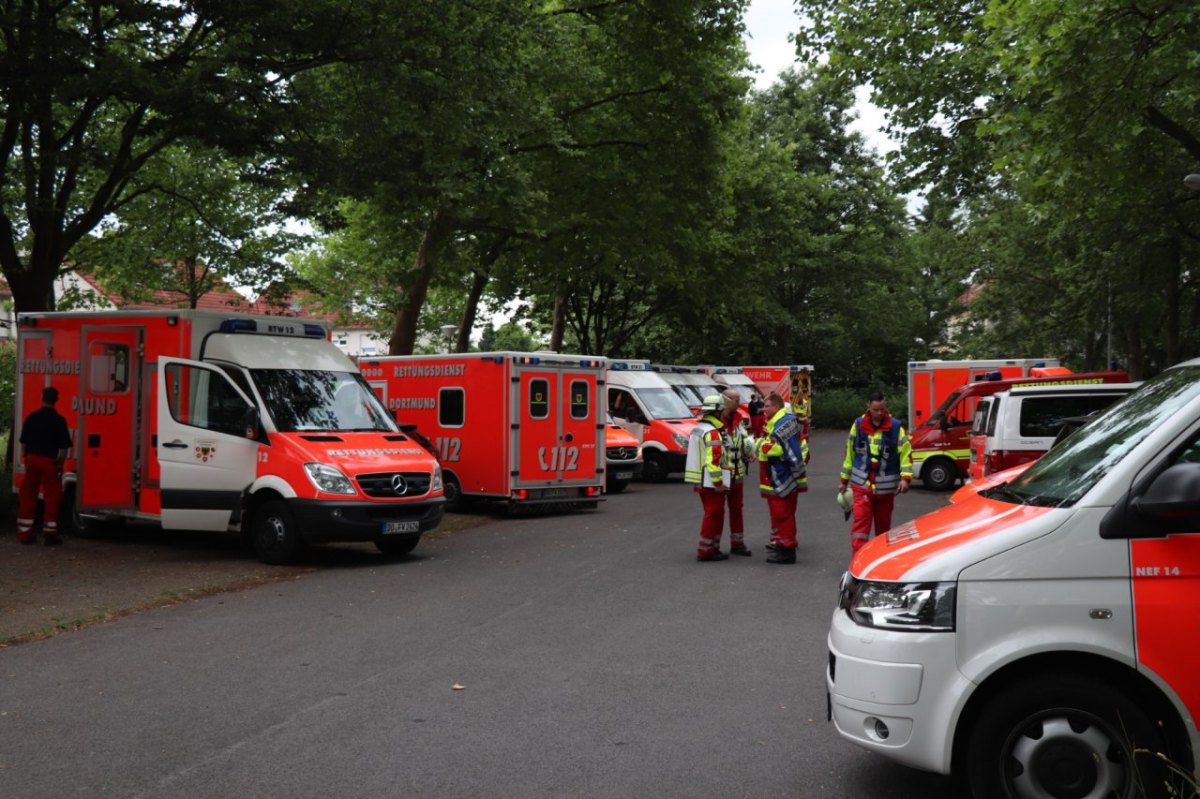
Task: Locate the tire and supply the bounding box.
[965,674,1172,799]
[251,499,305,565]
[922,457,958,491]
[375,534,420,559]
[606,479,629,494]
[641,451,668,483]
[442,471,465,512]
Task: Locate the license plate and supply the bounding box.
[542,487,575,498]
[614,471,633,480]
[382,520,419,534]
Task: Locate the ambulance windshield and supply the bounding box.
[999,365,1200,507]
[636,388,694,420]
[251,370,397,433]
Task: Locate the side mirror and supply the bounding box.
[243,407,262,440]
[1133,462,1200,517]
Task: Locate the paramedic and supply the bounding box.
[757,392,808,564]
[685,395,731,562]
[17,387,73,546]
[719,389,754,556]
[839,391,913,554]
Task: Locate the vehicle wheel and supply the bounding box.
[443,471,465,512]
[641,451,668,483]
[965,674,1171,799]
[607,479,629,494]
[922,457,958,491]
[376,534,421,559]
[251,500,305,565]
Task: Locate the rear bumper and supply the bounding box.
[287,498,445,543]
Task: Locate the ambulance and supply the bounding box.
[14,310,445,564]
[606,359,698,482]
[359,352,605,509]
[650,364,722,410]
[908,367,1130,491]
[827,358,1200,798]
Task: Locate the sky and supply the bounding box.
[741,0,894,155]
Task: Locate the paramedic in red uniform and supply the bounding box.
[719,389,754,556]
[756,393,809,564]
[684,395,730,561]
[17,387,73,546]
[839,391,913,554]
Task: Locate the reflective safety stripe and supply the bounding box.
[912,448,971,463]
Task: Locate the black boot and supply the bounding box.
[766,547,796,564]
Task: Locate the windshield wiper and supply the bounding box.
[981,483,1029,505]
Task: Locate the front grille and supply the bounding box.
[607,446,638,461]
[356,471,432,498]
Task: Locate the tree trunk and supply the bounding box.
[549,294,566,352]
[1164,238,1181,366]
[389,208,453,355]
[456,236,508,353]
[2,253,60,312]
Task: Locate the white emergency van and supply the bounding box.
[828,359,1200,798]
[606,360,698,482]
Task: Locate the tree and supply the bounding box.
[72,145,304,307]
[0,0,366,311]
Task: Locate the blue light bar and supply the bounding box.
[983,371,1002,381]
[303,324,326,338]
[219,319,258,333]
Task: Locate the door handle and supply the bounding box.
[162,440,189,449]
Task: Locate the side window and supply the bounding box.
[164,363,250,437]
[1021,396,1119,438]
[569,380,589,419]
[88,341,130,393]
[608,388,632,420]
[529,378,550,420]
[439,388,465,427]
[985,397,1001,436]
[971,399,991,435]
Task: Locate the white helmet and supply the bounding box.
[836,486,853,512]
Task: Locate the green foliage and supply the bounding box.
[812,385,906,431]
[477,321,545,353]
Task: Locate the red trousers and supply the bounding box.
[17,454,63,541]
[725,481,745,548]
[766,491,799,549]
[696,488,726,555]
[850,489,895,553]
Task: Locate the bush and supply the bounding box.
[811,386,908,432]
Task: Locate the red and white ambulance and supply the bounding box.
[359,352,605,509]
[828,358,1200,798]
[606,359,698,482]
[14,310,445,563]
[907,358,1062,430]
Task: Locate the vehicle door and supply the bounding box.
[156,357,260,531]
[78,326,143,511]
[968,397,992,480]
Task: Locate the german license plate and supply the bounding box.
[542,487,575,498]
[614,471,633,480]
[382,520,419,535]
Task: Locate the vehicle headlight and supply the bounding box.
[431,463,443,493]
[839,573,956,631]
[672,433,689,449]
[304,462,356,495]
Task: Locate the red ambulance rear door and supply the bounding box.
[78,325,142,511]
[513,363,601,487]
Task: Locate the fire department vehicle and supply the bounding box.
[908,366,1129,490]
[650,364,722,410]
[742,364,815,433]
[828,359,1200,798]
[359,352,605,509]
[14,310,445,564]
[606,359,698,482]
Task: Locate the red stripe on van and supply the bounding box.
[1131,536,1200,730]
[854,494,1055,581]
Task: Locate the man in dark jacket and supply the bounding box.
[17,387,73,545]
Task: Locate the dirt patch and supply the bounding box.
[0,513,490,647]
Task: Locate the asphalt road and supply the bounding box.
[0,430,958,799]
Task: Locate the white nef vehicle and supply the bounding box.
[827,359,1200,798]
